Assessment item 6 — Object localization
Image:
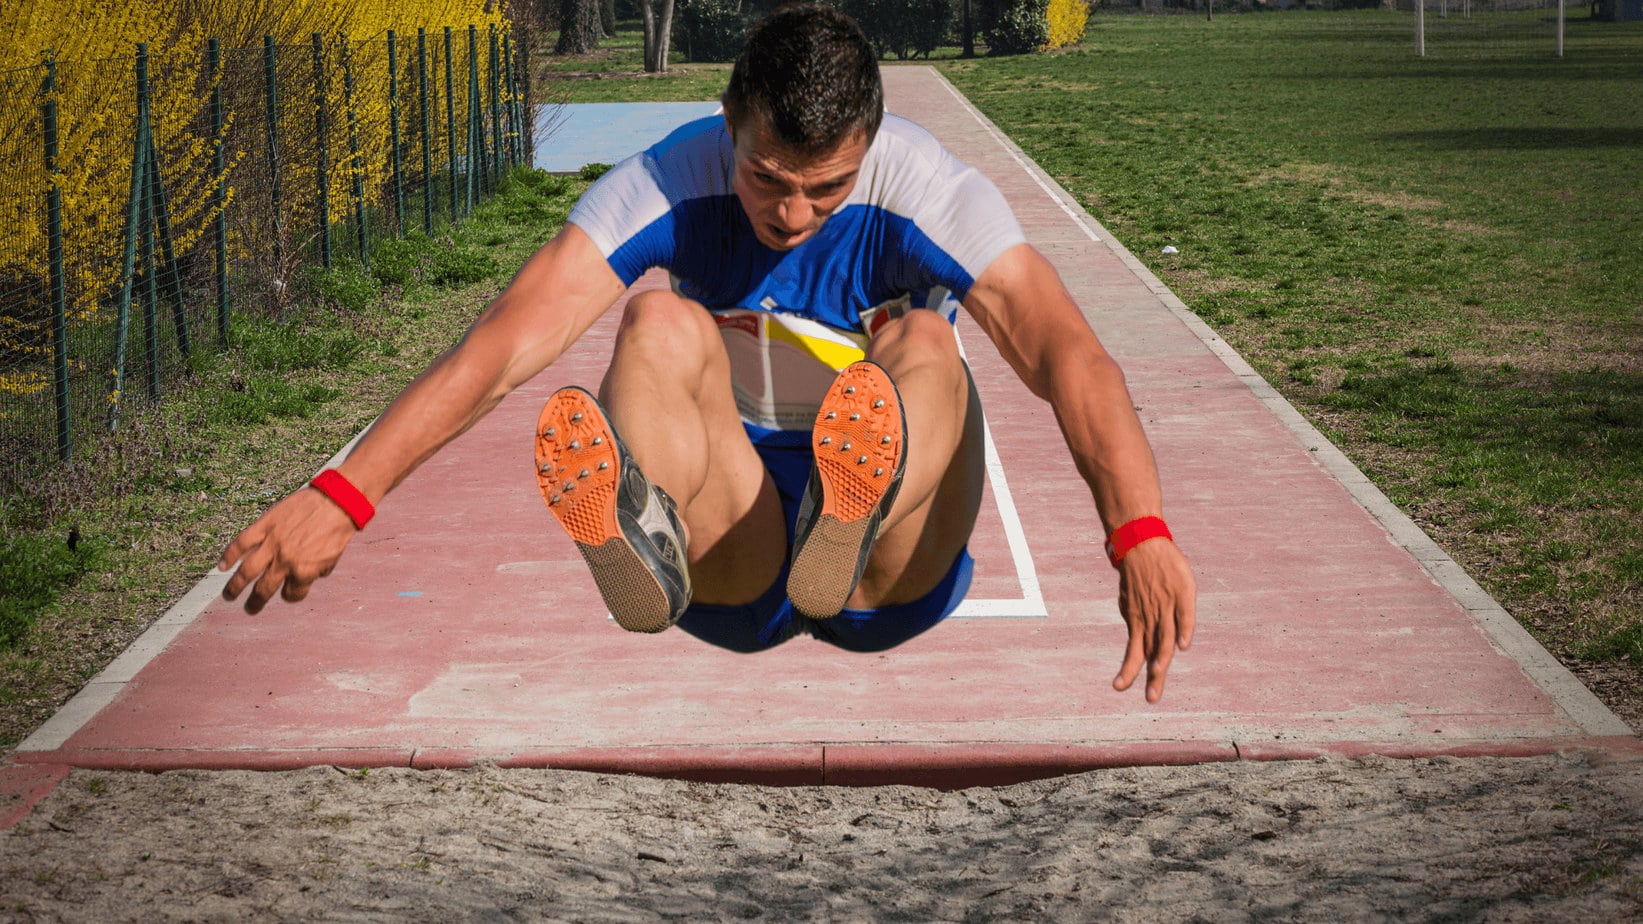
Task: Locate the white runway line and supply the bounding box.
[951,331,1048,620]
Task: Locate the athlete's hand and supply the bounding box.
[1112,539,1197,703]
[218,487,357,614]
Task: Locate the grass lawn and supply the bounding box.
[942,11,1641,700]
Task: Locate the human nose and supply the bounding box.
[774,194,812,232]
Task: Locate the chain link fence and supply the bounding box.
[0,25,534,488]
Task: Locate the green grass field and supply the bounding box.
[940,11,1642,679]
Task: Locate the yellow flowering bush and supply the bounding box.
[0,0,511,414]
[1045,0,1089,49]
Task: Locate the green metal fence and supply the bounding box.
[0,26,534,485]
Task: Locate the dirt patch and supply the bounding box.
[2,753,1640,920]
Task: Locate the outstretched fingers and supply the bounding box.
[218,488,354,614]
[1111,539,1197,703]
[1112,573,1175,702]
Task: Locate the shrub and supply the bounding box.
[677,0,748,63]
[205,374,337,426]
[426,239,499,285]
[1045,0,1088,48]
[371,234,433,287]
[841,0,954,61]
[981,0,1049,56]
[305,259,380,313]
[230,316,362,371]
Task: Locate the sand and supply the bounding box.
[2,750,1641,921]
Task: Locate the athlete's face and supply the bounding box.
[730,118,869,252]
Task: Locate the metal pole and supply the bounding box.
[313,33,331,270]
[146,129,191,359]
[502,33,519,167]
[388,30,405,237]
[210,38,228,344]
[444,27,458,222]
[1557,0,1566,57]
[138,45,160,400]
[112,51,150,429]
[519,28,534,166]
[341,35,368,269]
[264,35,283,307]
[418,28,432,234]
[467,25,481,209]
[1416,0,1426,57]
[489,24,502,183]
[44,53,71,460]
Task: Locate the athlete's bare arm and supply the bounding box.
[218,225,626,613]
[963,242,1197,703]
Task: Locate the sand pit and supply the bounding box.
[3,751,1640,920]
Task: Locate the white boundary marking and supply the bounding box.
[950,333,1047,620]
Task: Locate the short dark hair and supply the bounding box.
[722,3,884,154]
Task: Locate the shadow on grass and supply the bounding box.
[1380,127,1643,149]
[1326,360,1643,466]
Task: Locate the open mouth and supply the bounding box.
[765,225,810,249]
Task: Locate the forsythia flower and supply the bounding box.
[2,0,512,431]
[1046,0,1088,50]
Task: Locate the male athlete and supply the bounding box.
[219,4,1197,702]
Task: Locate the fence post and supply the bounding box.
[145,119,191,360]
[44,53,72,461]
[388,30,405,238]
[443,27,458,222]
[501,33,517,168]
[138,46,160,401]
[111,51,151,429]
[340,34,368,269]
[489,24,503,182]
[467,24,481,208]
[506,32,525,168]
[313,33,331,270]
[263,35,283,304]
[210,38,228,344]
[418,28,432,235]
[519,32,534,166]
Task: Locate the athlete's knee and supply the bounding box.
[867,309,961,368]
[615,290,720,366]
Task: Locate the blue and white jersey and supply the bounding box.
[568,113,1025,438]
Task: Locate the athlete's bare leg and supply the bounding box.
[597,289,788,605]
[850,310,985,608]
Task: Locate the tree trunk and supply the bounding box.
[600,0,616,38]
[642,0,656,66]
[961,0,975,58]
[555,0,602,55]
[641,0,675,73]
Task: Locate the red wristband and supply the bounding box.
[1106,516,1172,568]
[310,469,375,530]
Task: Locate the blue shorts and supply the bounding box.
[674,429,973,653]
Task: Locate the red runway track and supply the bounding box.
[6,69,1632,820]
